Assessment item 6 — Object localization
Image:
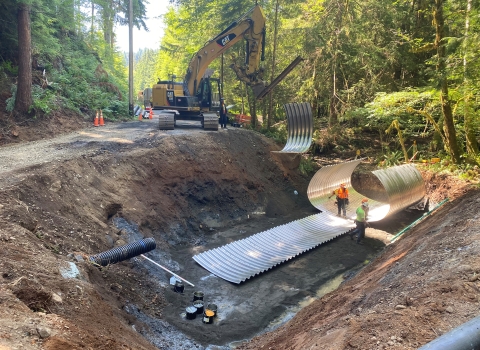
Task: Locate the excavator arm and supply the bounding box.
[184,5,266,98]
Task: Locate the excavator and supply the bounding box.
[149,5,302,130]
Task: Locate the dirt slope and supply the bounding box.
[0,119,477,350]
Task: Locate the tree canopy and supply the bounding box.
[0,0,478,166]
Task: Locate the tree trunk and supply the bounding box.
[267,0,280,130]
[434,0,461,163]
[91,1,95,37]
[15,3,32,115]
[463,0,479,155]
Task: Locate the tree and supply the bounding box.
[15,2,33,114]
[434,0,461,163]
[462,0,479,156]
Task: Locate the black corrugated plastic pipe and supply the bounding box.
[418,315,480,350]
[89,238,156,266]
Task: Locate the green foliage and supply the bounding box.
[363,89,440,133]
[298,155,317,175]
[31,84,54,114]
[0,61,18,75]
[5,85,16,113]
[379,149,403,167]
[259,122,288,146]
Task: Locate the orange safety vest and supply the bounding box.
[336,187,349,199]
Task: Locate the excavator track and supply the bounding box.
[203,113,219,131]
[158,112,175,130]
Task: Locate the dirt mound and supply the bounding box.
[0,111,89,146]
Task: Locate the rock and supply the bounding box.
[49,180,62,192]
[74,255,84,262]
[51,293,63,304]
[395,305,407,310]
[468,274,478,282]
[111,283,123,293]
[36,327,51,339]
[105,234,114,248]
[115,239,127,247]
[59,262,81,279]
[455,265,473,273]
[446,306,454,313]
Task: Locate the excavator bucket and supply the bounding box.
[254,56,304,100]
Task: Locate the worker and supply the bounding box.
[219,98,228,129]
[361,197,369,220]
[329,183,349,217]
[349,199,369,244]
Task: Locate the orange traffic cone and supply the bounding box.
[94,111,99,127]
[99,110,105,126]
[149,108,153,119]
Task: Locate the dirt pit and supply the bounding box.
[0,120,476,350]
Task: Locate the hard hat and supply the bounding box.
[220,98,225,100]
[361,198,368,203]
[362,202,369,207]
[340,183,346,187]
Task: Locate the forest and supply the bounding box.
[1,0,479,171]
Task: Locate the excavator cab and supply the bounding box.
[196,77,221,112]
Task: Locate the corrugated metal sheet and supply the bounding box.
[273,102,313,153]
[193,161,425,283]
[192,213,355,284]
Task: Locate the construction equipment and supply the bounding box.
[148,5,302,131]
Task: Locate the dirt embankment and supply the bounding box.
[0,119,477,350]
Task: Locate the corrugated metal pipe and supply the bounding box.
[89,238,156,266]
[417,314,480,350]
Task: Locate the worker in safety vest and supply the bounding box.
[349,198,369,244]
[219,98,228,129]
[329,183,349,217]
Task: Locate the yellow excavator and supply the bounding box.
[149,5,302,130]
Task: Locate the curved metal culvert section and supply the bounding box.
[307,161,425,222]
[272,102,313,153]
[193,161,425,283]
[306,159,389,221]
[372,164,425,217]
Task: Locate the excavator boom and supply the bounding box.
[184,5,266,97]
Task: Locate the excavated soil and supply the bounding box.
[0,118,477,350]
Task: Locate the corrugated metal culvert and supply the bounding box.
[193,161,425,283]
[273,102,313,153]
